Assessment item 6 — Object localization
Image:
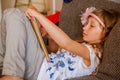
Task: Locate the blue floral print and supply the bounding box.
[46,53,76,79]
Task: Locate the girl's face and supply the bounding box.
[82,17,104,43]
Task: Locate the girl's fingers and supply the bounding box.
[25,9,33,19]
[25,12,30,19]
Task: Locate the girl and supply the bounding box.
[25,7,118,80]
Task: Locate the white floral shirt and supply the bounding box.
[37,43,99,80]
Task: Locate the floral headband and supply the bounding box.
[81,7,105,27]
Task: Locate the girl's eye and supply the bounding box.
[90,25,94,28]
[91,23,96,27]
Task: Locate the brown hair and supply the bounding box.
[78,8,119,59]
[91,8,119,59]
[90,8,119,75]
[93,8,118,38]
[77,8,119,74]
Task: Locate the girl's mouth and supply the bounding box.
[83,33,87,36]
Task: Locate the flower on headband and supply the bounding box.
[81,7,96,25]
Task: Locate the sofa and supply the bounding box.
[59,0,120,80]
[0,0,120,79]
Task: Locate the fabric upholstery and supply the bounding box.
[59,0,120,80]
[59,0,120,39]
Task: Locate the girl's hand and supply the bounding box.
[25,6,40,19]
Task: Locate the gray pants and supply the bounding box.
[0,8,44,80]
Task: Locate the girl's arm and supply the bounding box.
[25,7,90,63]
